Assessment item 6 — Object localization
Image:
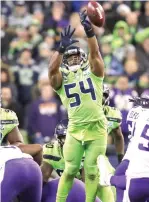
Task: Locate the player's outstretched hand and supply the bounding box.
[79,10,94,38]
[58,25,79,54]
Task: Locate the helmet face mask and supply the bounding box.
[67,54,81,72]
[56,135,66,147]
[63,46,88,72]
[140,94,149,108]
[55,119,68,147]
[129,95,149,108]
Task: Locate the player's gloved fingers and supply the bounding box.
[69,27,76,37]
[84,20,91,26]
[66,25,71,36]
[79,12,84,22]
[64,26,68,36]
[71,39,79,45]
[82,9,87,17]
[80,10,87,22]
[60,32,64,38]
[83,21,92,30]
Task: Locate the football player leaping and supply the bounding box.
[49,10,108,202]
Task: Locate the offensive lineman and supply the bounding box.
[49,10,108,202]
[98,97,148,202]
[124,97,149,202]
[0,145,42,202]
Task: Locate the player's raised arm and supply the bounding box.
[80,10,104,77]
[48,26,78,90]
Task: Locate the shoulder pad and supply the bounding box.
[1,108,19,125]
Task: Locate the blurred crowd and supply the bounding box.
[1,1,149,145]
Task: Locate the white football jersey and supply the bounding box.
[123,106,142,160]
[126,107,149,178]
[0,145,32,166]
[0,146,32,183]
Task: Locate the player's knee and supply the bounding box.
[87,173,97,181]
[65,164,79,177]
[85,165,98,181]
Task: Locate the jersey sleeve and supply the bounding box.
[89,67,104,81]
[111,108,122,130]
[113,108,122,127]
[105,106,122,135]
[4,109,19,135]
[42,143,54,167]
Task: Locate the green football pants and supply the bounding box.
[56,134,107,202]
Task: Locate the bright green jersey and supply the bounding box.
[56,66,106,126]
[43,141,83,179]
[104,106,122,134]
[0,108,19,145]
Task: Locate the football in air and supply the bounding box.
[87,1,105,27]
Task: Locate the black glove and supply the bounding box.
[58,25,79,54]
[79,10,95,38]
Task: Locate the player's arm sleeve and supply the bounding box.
[4,110,23,144]
[7,110,19,134]
[42,144,55,167]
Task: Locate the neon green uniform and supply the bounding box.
[97,106,122,202]
[43,141,83,180]
[0,108,19,145]
[57,67,107,141]
[104,106,122,135]
[56,66,107,202]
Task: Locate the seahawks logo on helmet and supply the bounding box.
[55,119,68,147]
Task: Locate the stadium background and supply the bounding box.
[1,1,149,168]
